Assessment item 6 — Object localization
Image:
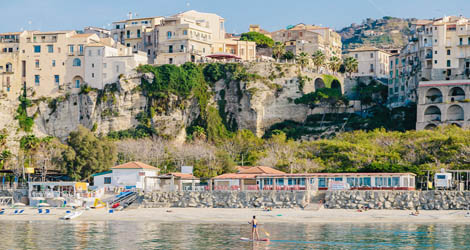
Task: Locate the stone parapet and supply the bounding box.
[325,190,470,210]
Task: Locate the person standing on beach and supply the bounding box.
[250,215,260,241]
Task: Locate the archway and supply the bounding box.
[314,78,325,90]
[424,106,441,122]
[424,124,437,130]
[331,79,341,90]
[72,76,84,89]
[448,87,465,102]
[425,88,442,104]
[447,105,464,121]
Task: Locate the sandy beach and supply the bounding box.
[1,207,470,224]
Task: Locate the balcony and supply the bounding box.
[425,53,433,59]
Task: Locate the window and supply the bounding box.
[435,50,437,54]
[447,60,451,67]
[92,63,94,68]
[88,50,92,56]
[69,45,74,53]
[180,44,184,51]
[35,60,39,68]
[126,43,130,47]
[434,60,438,64]
[54,75,59,85]
[468,37,470,45]
[447,50,451,55]
[169,58,173,64]
[355,54,358,59]
[104,177,111,184]
[116,65,119,73]
[318,178,326,188]
[92,73,94,78]
[73,58,81,67]
[370,53,374,58]
[203,48,206,53]
[52,60,56,67]
[392,177,400,186]
[127,30,130,39]
[75,79,80,88]
[103,63,107,68]
[79,45,84,55]
[167,31,172,39]
[34,75,40,86]
[137,29,141,38]
[460,38,463,45]
[183,30,188,35]
[116,24,120,29]
[47,45,53,53]
[34,45,41,53]
[169,45,173,53]
[97,49,101,56]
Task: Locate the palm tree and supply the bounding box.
[272,42,286,62]
[328,56,342,73]
[296,52,310,69]
[344,56,358,78]
[311,50,326,72]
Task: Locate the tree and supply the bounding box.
[61,125,117,181]
[281,51,295,60]
[0,129,11,169]
[328,56,342,73]
[240,32,274,48]
[343,56,359,77]
[311,50,326,72]
[296,52,310,69]
[272,42,286,60]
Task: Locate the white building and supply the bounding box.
[84,41,147,89]
[347,46,391,79]
[92,162,159,190]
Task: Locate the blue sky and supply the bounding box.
[2,0,469,33]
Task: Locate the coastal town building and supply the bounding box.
[388,42,419,107]
[249,24,272,38]
[111,15,164,62]
[84,39,147,89]
[347,46,391,79]
[271,24,342,59]
[92,161,160,190]
[0,32,21,99]
[416,79,470,130]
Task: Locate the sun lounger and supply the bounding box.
[38,209,43,214]
[44,209,50,214]
[18,209,24,214]
[13,209,18,215]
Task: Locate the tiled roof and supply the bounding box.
[112,161,159,171]
[239,166,285,174]
[212,173,258,179]
[170,173,196,180]
[236,166,251,172]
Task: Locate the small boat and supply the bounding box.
[61,211,83,220]
[240,237,269,242]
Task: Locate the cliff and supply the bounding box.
[1,62,346,146]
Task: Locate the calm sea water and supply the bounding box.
[0,221,469,249]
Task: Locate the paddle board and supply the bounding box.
[240,237,269,242]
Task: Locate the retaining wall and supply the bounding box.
[325,190,470,210]
[141,190,320,208]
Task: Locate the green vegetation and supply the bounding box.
[322,74,340,88]
[0,129,11,169]
[272,42,286,59]
[15,88,35,132]
[61,126,117,180]
[240,32,274,48]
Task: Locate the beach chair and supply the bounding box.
[18,210,24,215]
[45,209,50,215]
[13,209,18,215]
[38,209,43,214]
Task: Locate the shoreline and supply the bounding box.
[1,207,470,223]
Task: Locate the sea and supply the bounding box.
[0,221,469,249]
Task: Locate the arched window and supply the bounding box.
[73,58,81,67]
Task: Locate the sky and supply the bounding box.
[2,0,470,33]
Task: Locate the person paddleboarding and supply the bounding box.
[250,215,260,241]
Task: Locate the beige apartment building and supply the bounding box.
[155,10,232,65]
[111,16,164,62]
[0,32,22,99]
[347,46,391,79]
[212,39,256,61]
[271,24,342,59]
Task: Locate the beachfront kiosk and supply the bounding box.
[256,173,416,191]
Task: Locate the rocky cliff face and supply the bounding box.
[1,62,345,145]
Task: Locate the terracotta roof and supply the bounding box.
[170,173,197,180]
[212,173,258,179]
[236,166,251,172]
[112,161,159,171]
[238,166,285,174]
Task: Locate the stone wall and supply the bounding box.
[141,191,319,209]
[325,190,470,210]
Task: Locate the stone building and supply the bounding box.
[0,32,21,99]
[416,79,470,130]
[347,46,391,79]
[271,24,342,59]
